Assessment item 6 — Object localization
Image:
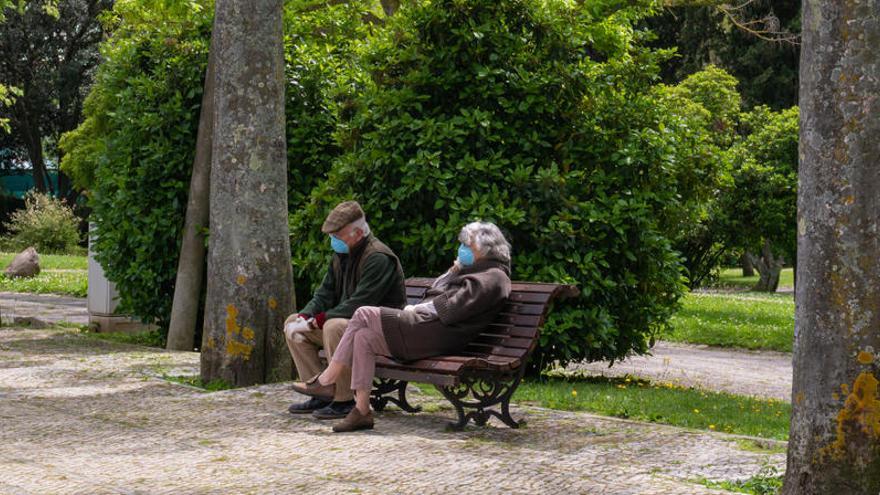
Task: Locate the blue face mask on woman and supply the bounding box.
[330,234,349,254]
[457,243,475,266]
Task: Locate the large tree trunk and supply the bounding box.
[167,34,217,351]
[746,240,783,292]
[200,0,294,386]
[782,1,880,493]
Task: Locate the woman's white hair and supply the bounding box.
[459,221,511,264]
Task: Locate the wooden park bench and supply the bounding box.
[322,277,578,430]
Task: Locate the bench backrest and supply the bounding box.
[404,277,578,371]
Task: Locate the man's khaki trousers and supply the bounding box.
[283,315,353,402]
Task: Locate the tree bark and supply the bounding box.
[783,1,880,493]
[166,33,217,351]
[200,0,294,386]
[740,253,755,277]
[746,240,783,292]
[19,107,49,194]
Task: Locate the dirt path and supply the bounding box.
[572,341,792,401]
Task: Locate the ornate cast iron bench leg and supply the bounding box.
[435,369,525,431]
[370,377,422,413]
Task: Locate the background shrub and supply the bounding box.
[3,192,81,254]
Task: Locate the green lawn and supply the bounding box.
[665,291,794,352]
[0,251,88,270]
[512,375,790,440]
[0,252,88,297]
[716,267,794,290]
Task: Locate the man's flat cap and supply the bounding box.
[321,200,365,233]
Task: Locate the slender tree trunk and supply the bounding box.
[167,34,217,351]
[740,253,755,277]
[782,1,880,493]
[200,0,294,386]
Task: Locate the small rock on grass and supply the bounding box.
[5,247,41,278]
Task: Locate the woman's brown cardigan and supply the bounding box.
[380,258,511,362]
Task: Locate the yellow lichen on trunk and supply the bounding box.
[224,304,253,360]
[827,371,880,460]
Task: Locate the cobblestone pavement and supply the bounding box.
[0,292,88,327]
[570,341,792,401]
[0,327,785,495]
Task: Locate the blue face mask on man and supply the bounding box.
[457,243,475,266]
[330,234,349,254]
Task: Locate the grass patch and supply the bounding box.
[733,438,786,455]
[164,374,234,392]
[665,291,794,352]
[0,270,87,297]
[716,267,793,290]
[697,465,783,495]
[82,329,165,348]
[513,374,790,440]
[0,252,88,270]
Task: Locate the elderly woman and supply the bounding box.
[292,221,512,432]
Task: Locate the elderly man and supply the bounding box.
[284,200,406,419]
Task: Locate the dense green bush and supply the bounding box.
[3,192,81,254]
[291,0,729,367]
[60,0,372,330]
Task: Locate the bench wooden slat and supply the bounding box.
[375,355,467,374]
[495,313,542,326]
[375,367,460,387]
[464,343,530,358]
[483,324,539,339]
[507,291,552,304]
[472,334,533,349]
[501,301,545,315]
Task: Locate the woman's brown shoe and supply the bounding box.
[291,374,335,400]
[332,407,374,433]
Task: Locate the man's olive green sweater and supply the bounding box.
[300,235,406,320]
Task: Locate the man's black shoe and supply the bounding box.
[288,396,331,415]
[312,400,356,420]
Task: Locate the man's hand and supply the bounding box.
[283,315,311,338]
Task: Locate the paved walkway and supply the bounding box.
[0,327,784,494]
[0,291,89,327]
[571,341,792,401]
